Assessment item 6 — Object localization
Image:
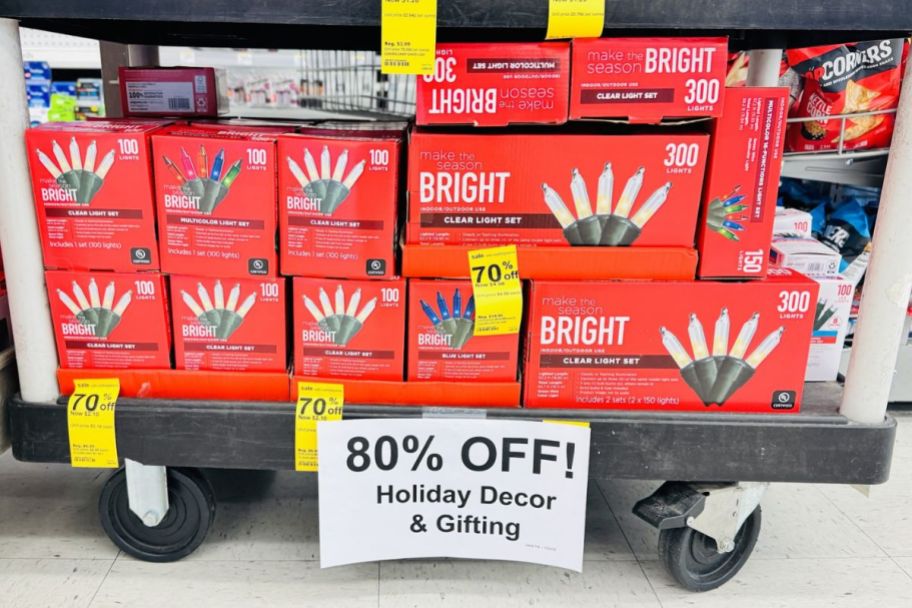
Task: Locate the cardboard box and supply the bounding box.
[278,130,402,278]
[697,87,789,278]
[408,279,519,382]
[45,270,171,369]
[26,120,168,271]
[170,275,286,372]
[119,67,228,117]
[774,207,813,238]
[806,276,853,382]
[407,130,709,247]
[523,269,817,412]
[570,37,728,122]
[293,277,406,380]
[416,42,570,126]
[770,237,841,278]
[152,126,278,278]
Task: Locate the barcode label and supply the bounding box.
[124,81,194,113]
[167,97,192,110]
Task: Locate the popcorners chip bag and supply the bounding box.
[787,39,907,152]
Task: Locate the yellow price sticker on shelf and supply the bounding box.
[546,0,605,39]
[295,381,344,472]
[67,378,120,468]
[380,0,437,75]
[468,245,523,336]
[543,419,591,428]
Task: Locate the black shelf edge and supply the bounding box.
[2,1,910,49]
[8,391,896,484]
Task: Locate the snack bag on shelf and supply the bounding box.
[786,39,906,152]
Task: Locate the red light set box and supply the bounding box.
[407,130,709,247]
[170,275,286,372]
[152,127,278,279]
[523,269,817,413]
[27,120,168,272]
[408,279,519,382]
[46,270,171,369]
[278,129,402,278]
[696,87,789,279]
[570,37,728,122]
[119,67,229,117]
[416,42,570,126]
[293,277,406,380]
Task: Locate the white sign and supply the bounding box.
[317,418,590,571]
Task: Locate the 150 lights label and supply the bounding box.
[318,419,590,571]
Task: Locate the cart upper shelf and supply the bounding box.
[1,0,910,49]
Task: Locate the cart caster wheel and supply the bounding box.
[98,467,215,562]
[658,506,761,592]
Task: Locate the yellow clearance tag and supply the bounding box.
[295,381,344,472]
[468,245,523,336]
[546,0,605,39]
[67,378,119,468]
[381,0,437,75]
[543,419,591,428]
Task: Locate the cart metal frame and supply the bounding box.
[0,0,908,590]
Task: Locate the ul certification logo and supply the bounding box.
[771,390,796,410]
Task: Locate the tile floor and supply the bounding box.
[1,413,910,607]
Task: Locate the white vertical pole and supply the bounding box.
[746,49,781,87]
[840,57,912,424]
[0,19,59,403]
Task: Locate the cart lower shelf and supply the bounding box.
[7,382,895,484]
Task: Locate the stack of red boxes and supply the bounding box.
[28,37,816,414]
[280,124,408,386]
[28,121,173,371]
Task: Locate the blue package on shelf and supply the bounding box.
[25,83,50,108]
[23,60,51,83]
[51,81,77,97]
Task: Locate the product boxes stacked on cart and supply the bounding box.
[293,278,406,380]
[408,279,519,382]
[771,209,853,382]
[416,42,570,126]
[277,125,403,278]
[152,125,278,278]
[522,269,818,413]
[26,120,169,272]
[570,37,728,122]
[696,87,789,279]
[170,275,286,372]
[45,270,171,369]
[407,130,710,248]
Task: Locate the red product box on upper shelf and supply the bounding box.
[277,128,403,279]
[170,275,286,372]
[697,87,789,279]
[26,120,169,272]
[570,37,728,122]
[407,130,709,247]
[293,277,406,380]
[119,67,229,117]
[408,279,519,382]
[46,270,171,369]
[522,269,817,413]
[416,42,570,127]
[152,126,278,279]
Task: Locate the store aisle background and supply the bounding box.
[0,411,909,607]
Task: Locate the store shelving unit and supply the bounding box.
[1,0,910,591]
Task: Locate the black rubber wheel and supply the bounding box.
[98,467,215,562]
[658,506,761,592]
